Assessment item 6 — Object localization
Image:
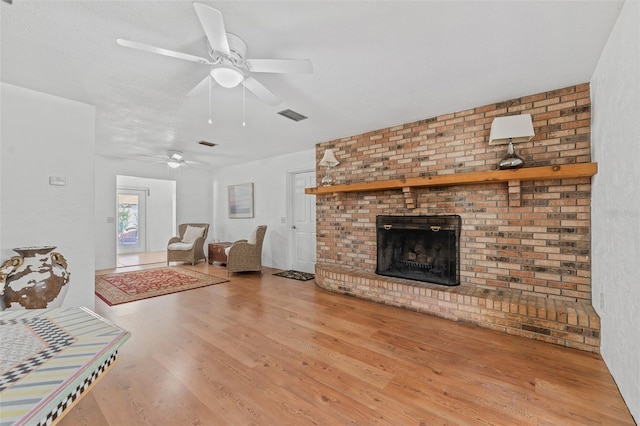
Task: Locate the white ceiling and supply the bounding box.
[0,1,623,169]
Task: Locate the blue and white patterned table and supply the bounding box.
[0,307,130,426]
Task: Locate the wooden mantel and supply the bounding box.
[305,162,598,208]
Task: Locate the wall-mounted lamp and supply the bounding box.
[489,114,535,169]
[319,149,340,186]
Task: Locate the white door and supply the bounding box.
[289,170,316,273]
[116,188,147,254]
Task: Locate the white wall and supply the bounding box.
[1,83,96,309]
[212,149,315,270]
[117,175,176,252]
[95,155,213,270]
[591,1,640,421]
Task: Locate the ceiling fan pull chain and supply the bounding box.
[242,84,246,127]
[208,76,213,125]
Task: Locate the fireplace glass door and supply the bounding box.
[376,215,461,286]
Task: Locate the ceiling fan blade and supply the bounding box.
[241,77,282,107]
[135,153,167,160]
[246,59,313,74]
[116,39,212,64]
[185,159,209,166]
[193,3,230,56]
[187,74,217,97]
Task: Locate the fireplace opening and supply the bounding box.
[376,215,461,286]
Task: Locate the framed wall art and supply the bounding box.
[228,182,254,218]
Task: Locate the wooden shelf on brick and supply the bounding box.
[305,162,598,208]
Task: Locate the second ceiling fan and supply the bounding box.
[117,2,313,106]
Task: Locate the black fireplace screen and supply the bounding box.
[376,215,461,286]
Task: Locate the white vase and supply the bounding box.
[1,246,70,310]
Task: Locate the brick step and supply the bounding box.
[315,264,600,353]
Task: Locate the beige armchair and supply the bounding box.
[225,225,267,276]
[167,223,209,265]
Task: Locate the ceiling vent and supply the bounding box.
[197,140,217,147]
[278,109,308,122]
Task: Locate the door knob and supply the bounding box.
[291,225,297,229]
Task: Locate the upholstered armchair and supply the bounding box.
[167,223,209,265]
[224,225,267,276]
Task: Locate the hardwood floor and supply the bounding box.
[60,261,635,425]
[116,250,166,267]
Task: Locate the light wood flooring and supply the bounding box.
[116,250,167,267]
[60,258,635,425]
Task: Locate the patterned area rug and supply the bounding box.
[273,270,315,281]
[95,267,228,305]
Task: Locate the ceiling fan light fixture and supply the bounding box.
[211,65,244,88]
[167,160,182,169]
[169,152,183,161]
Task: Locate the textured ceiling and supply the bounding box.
[0,1,623,169]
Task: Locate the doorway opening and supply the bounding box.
[117,188,147,254]
[116,176,176,267]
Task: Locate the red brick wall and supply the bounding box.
[315,84,592,302]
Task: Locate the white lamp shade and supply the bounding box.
[489,114,535,145]
[319,149,339,167]
[167,160,181,169]
[211,66,244,88]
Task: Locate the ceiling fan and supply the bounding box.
[164,151,189,168]
[116,2,313,107]
[137,151,207,169]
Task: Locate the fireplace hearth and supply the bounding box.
[376,215,461,286]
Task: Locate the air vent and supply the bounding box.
[197,140,217,147]
[278,109,308,122]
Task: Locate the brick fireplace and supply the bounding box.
[311,84,601,352]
